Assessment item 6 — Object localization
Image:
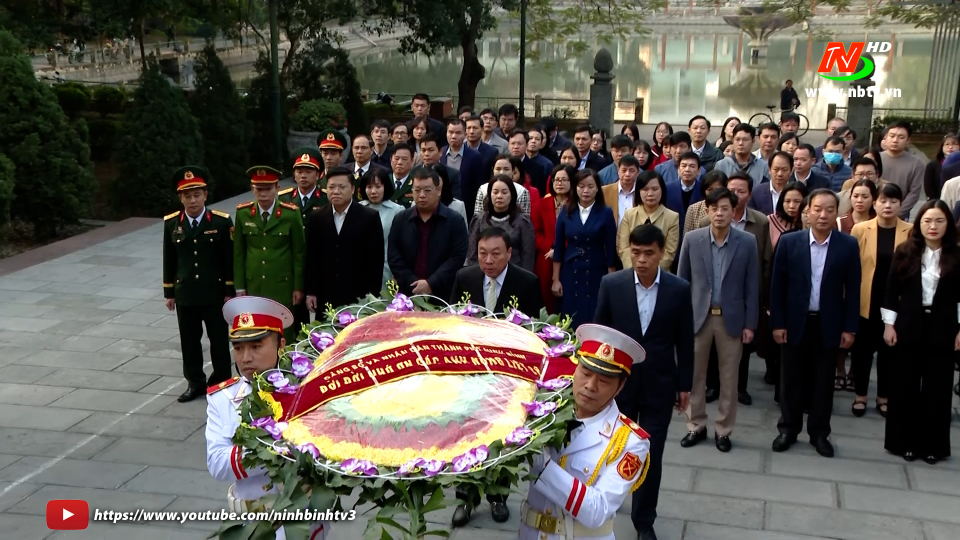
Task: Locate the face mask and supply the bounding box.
[823,152,843,166]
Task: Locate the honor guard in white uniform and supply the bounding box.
[205,296,328,540]
[520,324,652,540]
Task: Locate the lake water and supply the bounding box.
[348,27,935,130]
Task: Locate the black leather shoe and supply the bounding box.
[923,455,939,465]
[764,371,776,385]
[451,504,471,527]
[738,391,752,405]
[704,387,719,403]
[715,434,732,453]
[903,451,916,462]
[177,385,204,403]
[680,428,707,448]
[811,437,835,458]
[637,525,658,540]
[490,501,509,523]
[772,433,796,452]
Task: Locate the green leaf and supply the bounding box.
[211,521,253,540]
[423,530,451,538]
[421,485,449,514]
[374,516,410,535]
[310,485,338,512]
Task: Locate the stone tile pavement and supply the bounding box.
[0,186,957,539]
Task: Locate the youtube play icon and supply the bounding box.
[46,500,89,530]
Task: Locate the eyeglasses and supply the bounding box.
[326,184,352,192]
[412,188,436,195]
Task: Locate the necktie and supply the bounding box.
[563,419,584,446]
[261,211,269,225]
[302,196,308,207]
[191,218,198,230]
[644,218,652,225]
[485,279,498,312]
[579,158,587,170]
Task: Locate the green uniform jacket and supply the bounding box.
[391,173,415,208]
[233,199,306,307]
[162,209,235,306]
[278,184,327,223]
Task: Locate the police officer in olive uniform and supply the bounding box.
[278,147,325,336]
[317,129,348,186]
[233,166,306,344]
[163,166,235,403]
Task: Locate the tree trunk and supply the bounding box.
[280,36,299,85]
[457,37,485,109]
[137,18,147,69]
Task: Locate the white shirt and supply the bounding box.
[298,187,316,207]
[483,265,508,302]
[794,170,812,184]
[881,246,960,324]
[186,206,206,228]
[770,182,782,211]
[394,173,409,191]
[355,161,371,176]
[692,142,705,156]
[731,210,747,231]
[258,201,276,220]
[808,229,831,311]
[333,200,351,234]
[579,203,594,225]
[680,180,695,193]
[635,268,660,334]
[617,183,635,225]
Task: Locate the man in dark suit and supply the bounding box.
[349,133,388,178]
[542,117,570,151]
[688,115,721,172]
[418,133,461,203]
[388,167,468,301]
[573,124,607,171]
[769,188,860,458]
[448,227,543,527]
[748,151,794,216]
[464,115,500,173]
[595,224,694,540]
[793,144,832,191]
[369,119,393,168]
[304,167,384,313]
[519,130,553,195]
[441,118,485,213]
[410,93,447,148]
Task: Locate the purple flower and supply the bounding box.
[505,427,534,445]
[506,309,531,325]
[297,443,320,460]
[470,445,489,462]
[263,421,288,440]
[251,416,275,429]
[452,445,488,473]
[397,458,425,475]
[545,343,575,357]
[265,371,289,389]
[290,354,313,378]
[449,302,481,316]
[523,401,558,417]
[421,459,445,476]
[310,331,335,351]
[536,325,566,341]
[337,311,357,326]
[341,458,378,475]
[536,378,571,391]
[274,383,298,394]
[385,294,414,312]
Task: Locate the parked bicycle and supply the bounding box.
[748,105,809,137]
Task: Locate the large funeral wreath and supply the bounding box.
[215,282,581,540]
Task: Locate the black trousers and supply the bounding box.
[884,313,955,458]
[778,314,836,439]
[455,481,507,507]
[707,341,753,393]
[290,301,311,342]
[630,404,672,531]
[850,315,891,398]
[176,304,232,388]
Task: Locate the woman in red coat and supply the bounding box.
[532,164,576,313]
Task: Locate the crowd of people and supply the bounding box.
[163,92,960,540]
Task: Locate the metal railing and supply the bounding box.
[832,105,954,122]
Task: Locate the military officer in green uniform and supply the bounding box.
[318,128,347,175]
[389,142,416,208]
[233,166,306,343]
[278,147,325,334]
[162,166,235,402]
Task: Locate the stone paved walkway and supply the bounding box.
[0,185,958,540]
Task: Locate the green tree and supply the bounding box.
[112,59,203,217]
[190,44,250,200]
[289,41,367,136]
[0,154,15,226]
[245,52,290,168]
[0,31,95,238]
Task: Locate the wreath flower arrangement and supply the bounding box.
[216,282,581,540]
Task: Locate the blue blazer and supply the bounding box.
[747,183,776,216]
[523,153,554,195]
[469,141,500,176]
[664,179,703,230]
[769,229,861,349]
[799,170,832,191]
[595,269,695,418]
[441,145,485,220]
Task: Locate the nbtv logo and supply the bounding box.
[817,42,891,81]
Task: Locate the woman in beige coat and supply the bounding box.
[617,170,679,270]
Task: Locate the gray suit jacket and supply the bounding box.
[677,226,760,337]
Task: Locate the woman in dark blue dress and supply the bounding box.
[550,169,617,329]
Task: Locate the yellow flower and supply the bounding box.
[259,391,284,420]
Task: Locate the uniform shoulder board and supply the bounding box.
[236,201,255,209]
[280,201,299,211]
[211,210,231,219]
[278,187,294,196]
[164,211,181,221]
[208,376,241,395]
[618,413,650,439]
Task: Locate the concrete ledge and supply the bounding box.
[0,218,156,277]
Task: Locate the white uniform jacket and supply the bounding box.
[520,401,651,539]
[206,376,328,540]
